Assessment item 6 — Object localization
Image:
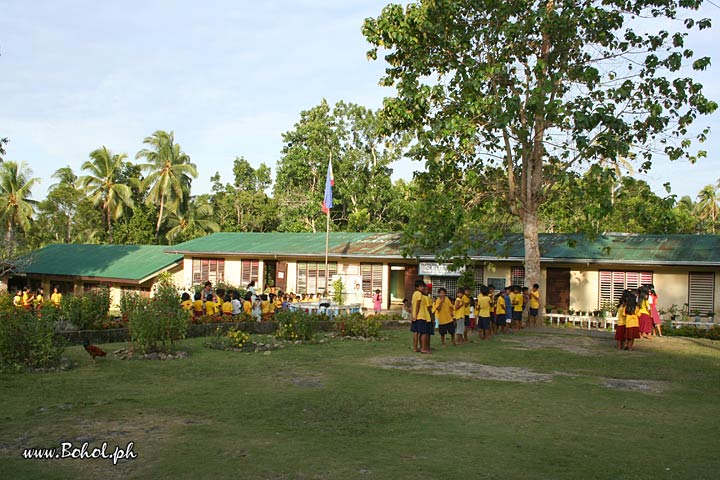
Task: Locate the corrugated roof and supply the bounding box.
[167,232,720,266]
[17,244,183,282]
[166,232,405,258]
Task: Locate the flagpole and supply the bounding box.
[325,208,330,296]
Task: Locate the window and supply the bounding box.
[192,258,225,285]
[361,263,383,298]
[121,286,151,298]
[472,266,485,296]
[296,261,337,295]
[430,277,459,298]
[511,266,525,287]
[688,272,715,313]
[599,270,653,307]
[241,260,259,287]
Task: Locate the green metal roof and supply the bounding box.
[166,232,405,258]
[168,232,720,266]
[455,233,720,266]
[17,244,183,282]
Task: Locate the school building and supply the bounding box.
[6,232,720,315]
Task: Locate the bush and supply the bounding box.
[0,294,65,371]
[61,287,111,330]
[334,312,382,338]
[662,324,720,340]
[369,313,404,323]
[128,278,189,353]
[275,310,320,341]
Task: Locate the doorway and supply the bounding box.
[389,266,406,306]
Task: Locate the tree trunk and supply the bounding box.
[155,197,165,241]
[522,205,542,292]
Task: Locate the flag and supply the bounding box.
[321,158,334,213]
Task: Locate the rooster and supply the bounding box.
[83,338,107,363]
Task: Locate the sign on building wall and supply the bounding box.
[418,263,465,277]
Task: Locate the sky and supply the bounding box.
[1,0,719,202]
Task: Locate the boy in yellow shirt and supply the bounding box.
[529,283,540,327]
[453,289,466,344]
[50,286,62,308]
[193,292,204,321]
[511,286,524,331]
[433,287,455,346]
[411,280,432,354]
[476,285,492,340]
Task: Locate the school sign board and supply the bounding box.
[418,263,465,277]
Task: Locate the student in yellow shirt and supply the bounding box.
[615,295,627,350]
[192,292,204,321]
[22,287,33,310]
[204,293,217,316]
[433,287,455,346]
[243,293,253,315]
[260,294,272,320]
[453,289,466,344]
[34,288,44,310]
[13,290,23,308]
[180,292,193,313]
[529,283,541,327]
[511,286,524,331]
[461,288,471,342]
[411,280,432,354]
[50,286,62,308]
[623,291,640,350]
[222,293,233,318]
[495,292,508,334]
[476,285,492,340]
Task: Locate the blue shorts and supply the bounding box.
[512,311,522,321]
[438,322,456,336]
[412,320,432,335]
[478,316,491,330]
[530,308,539,316]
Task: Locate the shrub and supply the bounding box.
[128,278,189,353]
[120,290,142,322]
[662,324,720,340]
[0,294,65,371]
[369,313,404,323]
[61,286,111,330]
[275,310,320,341]
[334,312,382,338]
[225,327,251,349]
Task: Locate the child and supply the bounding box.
[222,293,233,317]
[637,287,653,339]
[261,294,272,320]
[411,280,432,354]
[401,299,411,321]
[373,289,382,314]
[50,286,62,308]
[204,293,217,317]
[453,291,466,344]
[488,285,496,334]
[34,288,44,310]
[181,292,193,312]
[511,286,524,331]
[624,291,640,350]
[252,294,262,321]
[13,290,23,308]
[615,294,627,350]
[649,286,662,337]
[503,287,512,332]
[231,291,243,316]
[462,287,472,342]
[193,292,204,320]
[476,285,492,340]
[243,293,253,315]
[529,283,540,327]
[433,288,455,346]
[495,292,508,334]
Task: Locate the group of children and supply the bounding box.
[614,285,662,351]
[180,281,326,322]
[12,286,63,310]
[407,279,541,353]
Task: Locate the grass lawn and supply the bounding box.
[1,327,719,479]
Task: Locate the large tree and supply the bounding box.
[80,147,134,243]
[695,181,720,233]
[0,161,39,245]
[364,0,716,287]
[136,130,198,241]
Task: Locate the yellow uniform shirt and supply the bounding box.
[22,292,31,307]
[617,305,626,327]
[243,300,252,314]
[13,294,23,307]
[181,300,193,311]
[50,292,62,307]
[477,295,491,317]
[205,301,216,316]
[193,299,204,313]
[512,293,524,312]
[453,297,465,320]
[461,294,471,317]
[412,290,431,321]
[495,295,506,315]
[222,302,233,315]
[529,290,540,309]
[433,297,454,325]
[638,299,649,315]
[625,310,639,329]
[261,300,271,314]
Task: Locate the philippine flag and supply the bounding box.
[321,158,334,213]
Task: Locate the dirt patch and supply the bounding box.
[275,370,326,389]
[370,357,554,383]
[600,378,667,394]
[500,334,607,356]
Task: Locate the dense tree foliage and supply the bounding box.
[363,0,717,286]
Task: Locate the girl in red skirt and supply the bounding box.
[624,293,641,350]
[615,295,627,350]
[637,287,653,339]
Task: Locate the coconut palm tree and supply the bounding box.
[80,147,134,243]
[695,182,720,234]
[50,165,79,190]
[165,200,220,243]
[136,130,198,240]
[0,161,39,244]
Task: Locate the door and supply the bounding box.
[389,266,406,305]
[275,261,287,293]
[546,268,570,310]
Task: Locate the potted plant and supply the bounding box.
[691,309,701,323]
[545,304,554,314]
[707,311,716,323]
[665,304,679,321]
